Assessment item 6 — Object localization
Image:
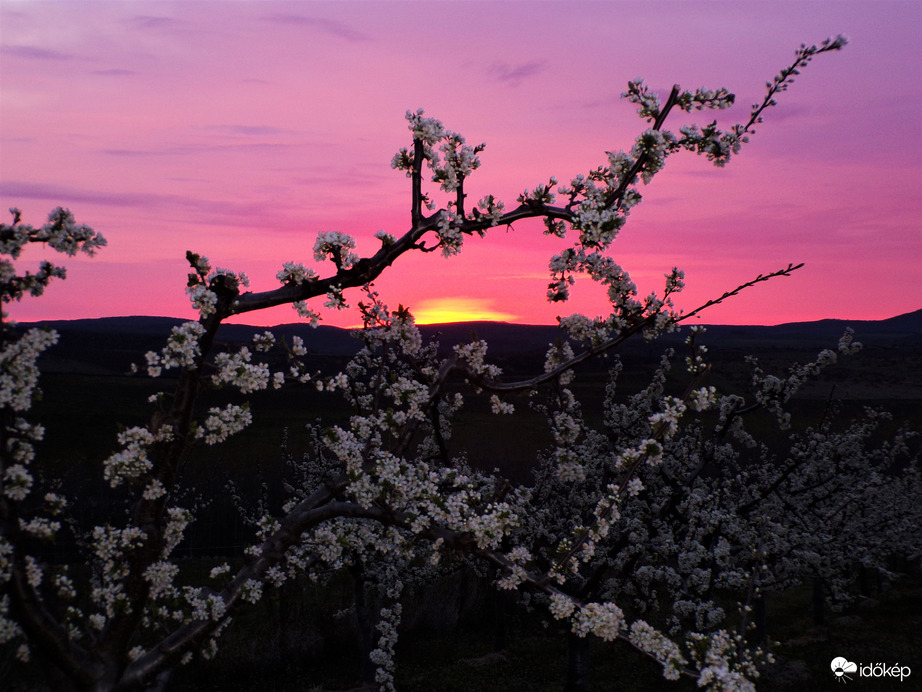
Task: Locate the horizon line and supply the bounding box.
[15,308,921,331]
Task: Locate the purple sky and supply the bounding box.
[1,1,920,327]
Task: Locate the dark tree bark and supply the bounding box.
[351,566,377,686]
[812,577,825,627]
[565,631,591,692]
[752,595,768,647]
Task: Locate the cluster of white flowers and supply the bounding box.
[195,404,252,445]
[435,209,464,257]
[649,396,687,436]
[548,591,577,620]
[276,261,318,286]
[144,561,179,600]
[689,631,761,692]
[622,78,662,121]
[186,283,218,318]
[184,255,249,318]
[184,586,227,621]
[384,376,431,422]
[369,602,402,692]
[489,394,514,415]
[313,231,358,269]
[1,207,105,260]
[143,478,167,500]
[631,128,677,182]
[543,339,576,378]
[676,85,736,112]
[497,546,531,590]
[475,195,505,226]
[102,427,155,487]
[0,593,24,647]
[211,347,271,393]
[837,326,862,355]
[324,285,348,310]
[2,464,32,501]
[0,420,43,504]
[18,517,61,541]
[571,601,624,641]
[688,386,718,412]
[374,229,396,245]
[407,108,445,147]
[144,321,205,377]
[432,132,485,194]
[0,328,59,411]
[517,177,558,207]
[629,620,688,680]
[162,507,192,557]
[90,525,147,617]
[454,340,500,379]
[748,339,853,429]
[392,108,484,200]
[292,300,322,325]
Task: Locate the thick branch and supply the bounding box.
[228,203,572,317]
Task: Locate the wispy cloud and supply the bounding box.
[0,45,73,60]
[489,60,547,86]
[0,181,268,227]
[91,68,138,77]
[259,14,370,42]
[127,15,185,31]
[203,125,296,137]
[97,142,292,157]
[577,93,623,110]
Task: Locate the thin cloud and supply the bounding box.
[97,140,298,157]
[489,60,548,86]
[127,15,185,31]
[578,93,623,110]
[91,69,138,77]
[259,14,370,42]
[0,45,73,60]
[204,125,296,137]
[488,273,550,281]
[0,181,268,227]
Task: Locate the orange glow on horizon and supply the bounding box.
[411,297,518,325]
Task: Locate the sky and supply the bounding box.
[1,0,920,328]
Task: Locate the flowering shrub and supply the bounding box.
[3,36,913,692]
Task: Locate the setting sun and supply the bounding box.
[411,297,518,324]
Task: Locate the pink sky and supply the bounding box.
[1,1,920,328]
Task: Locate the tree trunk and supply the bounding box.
[752,595,768,647]
[812,577,825,627]
[492,588,508,651]
[565,631,591,692]
[351,566,376,686]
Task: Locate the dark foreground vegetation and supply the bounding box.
[7,311,921,691]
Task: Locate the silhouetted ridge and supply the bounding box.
[19,309,921,375]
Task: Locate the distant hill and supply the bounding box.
[17,309,922,376]
[675,308,922,349]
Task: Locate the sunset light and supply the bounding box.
[411,297,518,325]
[0,1,919,327]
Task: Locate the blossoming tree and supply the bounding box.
[4,36,908,692]
[512,323,919,690]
